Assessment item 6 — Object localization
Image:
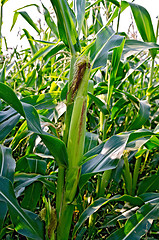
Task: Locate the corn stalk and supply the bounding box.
[0,1,3,53]
[55,56,90,240]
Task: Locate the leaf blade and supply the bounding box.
[0,176,44,239]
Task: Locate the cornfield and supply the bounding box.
[0,0,159,239]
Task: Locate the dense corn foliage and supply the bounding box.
[0,0,159,239]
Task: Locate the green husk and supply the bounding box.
[56,56,90,240]
[65,56,90,203]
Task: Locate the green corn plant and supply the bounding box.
[66,56,90,202]
[1,1,159,240]
[127,2,159,102]
[0,0,7,53]
[56,56,90,240]
[0,0,11,55]
[40,198,57,240]
[0,1,2,53]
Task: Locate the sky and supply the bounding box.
[2,0,159,52]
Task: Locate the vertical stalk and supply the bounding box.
[132,157,142,196]
[88,197,95,236]
[56,54,76,239]
[141,150,149,173]
[56,166,65,221]
[96,175,101,197]
[100,111,104,133]
[98,169,112,197]
[102,64,109,140]
[116,6,121,34]
[89,170,112,234]
[0,2,2,53]
[146,57,155,102]
[155,16,159,43]
[103,118,107,140]
[41,198,57,240]
[56,56,90,240]
[65,57,90,201]
[99,94,106,136]
[146,17,159,102]
[123,152,132,195]
[56,203,74,240]
[140,73,144,98]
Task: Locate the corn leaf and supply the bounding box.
[14,173,56,195]
[40,134,68,167]
[107,38,125,107]
[85,0,102,11]
[106,1,129,26]
[81,134,129,174]
[0,201,7,229]
[107,202,159,240]
[21,102,42,134]
[11,10,40,34]
[118,56,151,87]
[18,11,40,34]
[22,29,38,55]
[82,129,157,175]
[0,145,15,183]
[111,98,129,120]
[10,122,32,151]
[10,11,19,31]
[127,129,156,143]
[42,3,59,39]
[129,2,156,42]
[107,0,120,7]
[17,44,59,73]
[126,129,157,151]
[0,83,25,117]
[0,108,20,141]
[140,193,159,204]
[145,135,159,150]
[21,182,43,211]
[0,62,6,83]
[0,84,68,167]
[21,103,68,166]
[73,196,118,237]
[1,0,8,5]
[138,173,159,195]
[21,92,58,110]
[12,43,65,77]
[43,43,65,62]
[129,3,156,58]
[17,157,47,175]
[128,100,150,131]
[0,176,44,239]
[88,26,124,69]
[74,0,86,33]
[50,0,80,53]
[82,141,105,162]
[73,194,144,237]
[93,6,103,33]
[84,132,99,154]
[88,93,108,115]
[123,40,159,59]
[101,206,138,228]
